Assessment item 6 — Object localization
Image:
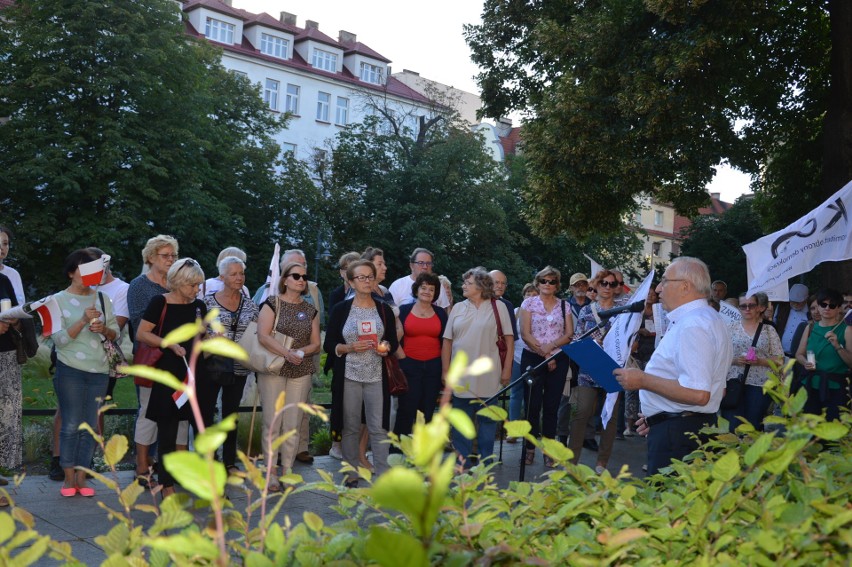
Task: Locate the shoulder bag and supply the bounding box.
[491,298,508,369]
[378,303,408,395]
[134,298,168,387]
[238,296,293,375]
[9,317,39,365]
[721,321,763,410]
[98,292,127,379]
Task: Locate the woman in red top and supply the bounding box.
[393,272,448,437]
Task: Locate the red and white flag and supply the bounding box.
[29,296,62,337]
[172,376,190,409]
[79,255,110,287]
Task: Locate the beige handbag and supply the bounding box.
[238,297,293,374]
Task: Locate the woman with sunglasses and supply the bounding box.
[518,267,573,467]
[721,293,783,431]
[796,288,852,421]
[136,257,210,497]
[325,260,398,487]
[255,262,320,491]
[568,269,626,475]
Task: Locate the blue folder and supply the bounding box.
[562,338,623,393]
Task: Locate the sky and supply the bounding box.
[239,0,751,203]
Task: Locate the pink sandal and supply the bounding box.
[60,486,77,497]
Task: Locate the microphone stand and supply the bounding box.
[484,317,611,481]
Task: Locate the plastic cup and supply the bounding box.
[806,351,816,365]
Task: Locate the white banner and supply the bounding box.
[584,254,605,279]
[257,243,281,305]
[717,300,742,325]
[600,269,655,427]
[745,180,852,297]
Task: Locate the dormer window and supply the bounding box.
[260,33,289,59]
[312,48,338,72]
[205,18,235,44]
[360,62,383,84]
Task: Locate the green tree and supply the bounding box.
[465,1,851,290]
[679,198,765,295]
[0,0,294,294]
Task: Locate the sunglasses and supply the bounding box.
[738,303,758,310]
[538,278,558,285]
[588,288,597,293]
[177,258,197,271]
[819,301,839,309]
[599,280,620,288]
[287,273,308,281]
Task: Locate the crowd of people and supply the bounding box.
[0,229,850,505]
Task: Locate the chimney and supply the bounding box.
[280,12,297,26]
[339,30,356,44]
[710,192,720,200]
[496,117,513,138]
[305,20,319,30]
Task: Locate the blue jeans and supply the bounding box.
[508,360,524,421]
[394,357,442,436]
[451,396,498,466]
[54,360,109,469]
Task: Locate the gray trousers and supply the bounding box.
[342,379,388,478]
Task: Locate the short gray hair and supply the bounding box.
[218,256,245,276]
[462,266,495,299]
[216,247,246,264]
[670,257,711,297]
[281,249,306,270]
[167,258,204,289]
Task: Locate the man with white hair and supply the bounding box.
[614,257,731,475]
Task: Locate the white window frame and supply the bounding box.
[335,97,349,125]
[654,210,664,226]
[281,143,297,156]
[260,33,288,59]
[285,84,300,114]
[263,78,280,111]
[316,92,330,122]
[205,18,235,44]
[312,49,337,72]
[360,62,383,84]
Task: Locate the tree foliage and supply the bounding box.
[465,0,843,244]
[0,0,310,294]
[679,198,765,295]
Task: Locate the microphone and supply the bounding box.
[596,300,645,319]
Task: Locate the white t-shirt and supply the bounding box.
[388,275,451,309]
[639,299,732,416]
[99,277,130,319]
[0,265,25,304]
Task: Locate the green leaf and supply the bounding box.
[812,421,849,441]
[162,452,225,501]
[445,351,468,390]
[194,414,236,455]
[504,420,532,438]
[119,478,145,509]
[364,526,427,567]
[199,336,248,361]
[755,530,783,554]
[147,533,219,559]
[160,322,202,347]
[744,432,775,467]
[103,434,128,468]
[371,468,428,537]
[477,405,507,422]
[0,512,14,544]
[245,551,275,567]
[118,365,186,392]
[541,437,572,463]
[94,523,129,556]
[711,451,740,482]
[446,408,475,440]
[303,511,324,533]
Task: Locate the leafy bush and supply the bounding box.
[1,326,849,566]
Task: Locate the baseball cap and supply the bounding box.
[569,273,588,286]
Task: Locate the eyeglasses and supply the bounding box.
[739,303,758,310]
[352,274,376,282]
[157,253,178,260]
[538,278,558,286]
[412,261,433,267]
[287,273,308,281]
[493,281,507,287]
[599,280,620,288]
[819,301,839,309]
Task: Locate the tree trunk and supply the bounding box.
[821,0,852,291]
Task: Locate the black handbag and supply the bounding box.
[207,296,242,386]
[721,322,763,410]
[10,317,39,364]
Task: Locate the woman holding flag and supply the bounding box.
[50,249,118,497]
[796,288,852,421]
[136,258,212,497]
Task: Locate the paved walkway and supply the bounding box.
[10,435,647,565]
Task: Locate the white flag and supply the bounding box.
[584,254,605,279]
[258,244,281,305]
[600,269,655,427]
[744,180,852,297]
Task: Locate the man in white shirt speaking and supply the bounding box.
[614,257,731,475]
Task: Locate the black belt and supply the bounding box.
[646,411,712,428]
